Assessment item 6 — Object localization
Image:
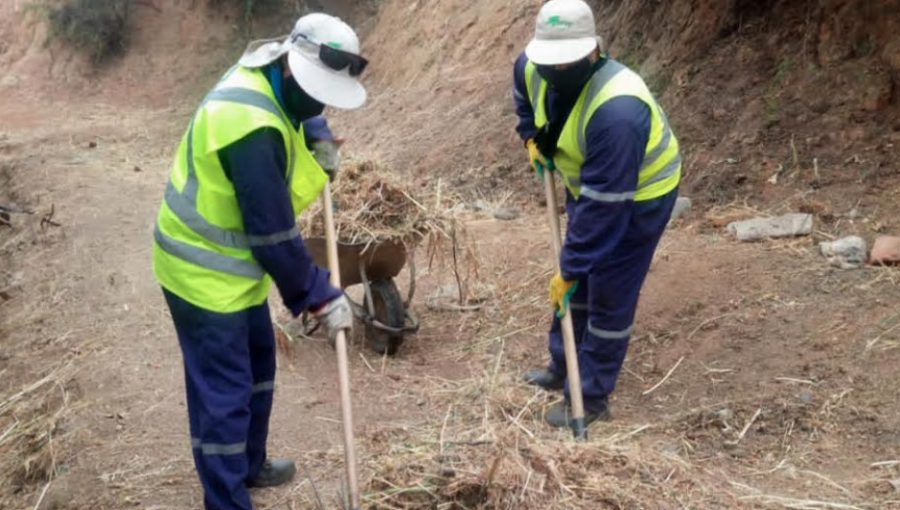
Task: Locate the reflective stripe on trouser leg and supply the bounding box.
[246,301,277,481]
[547,277,589,377]
[566,190,678,410]
[163,288,255,510]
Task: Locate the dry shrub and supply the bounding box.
[48,0,131,64]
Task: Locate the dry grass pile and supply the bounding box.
[354,372,749,510]
[0,361,78,497]
[300,160,458,246]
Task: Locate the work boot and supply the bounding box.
[544,398,610,429]
[247,458,297,488]
[523,368,565,391]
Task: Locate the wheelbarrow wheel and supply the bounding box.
[366,279,405,356]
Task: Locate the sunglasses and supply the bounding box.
[292,33,369,77]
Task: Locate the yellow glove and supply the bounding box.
[549,274,578,318]
[526,138,554,178]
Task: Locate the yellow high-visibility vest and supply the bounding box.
[153,65,327,312]
[525,59,681,202]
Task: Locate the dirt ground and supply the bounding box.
[3,0,900,509]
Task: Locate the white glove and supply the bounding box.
[311,140,340,182]
[313,294,353,342]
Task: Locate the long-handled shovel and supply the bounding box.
[320,180,362,510]
[542,169,588,440]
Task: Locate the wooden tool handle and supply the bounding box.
[320,181,362,509]
[543,172,587,440]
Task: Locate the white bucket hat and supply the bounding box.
[525,0,599,66]
[238,13,367,109]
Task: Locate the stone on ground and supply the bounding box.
[726,213,813,242]
[819,236,867,268]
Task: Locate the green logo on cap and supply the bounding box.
[326,41,343,49]
[546,15,572,28]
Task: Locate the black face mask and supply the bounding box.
[283,75,325,122]
[536,58,595,98]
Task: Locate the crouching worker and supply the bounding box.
[513,0,681,427]
[151,13,368,510]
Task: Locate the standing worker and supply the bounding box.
[152,14,368,510]
[513,0,681,427]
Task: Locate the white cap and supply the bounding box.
[525,0,598,66]
[238,13,366,109]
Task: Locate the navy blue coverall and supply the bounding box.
[164,66,340,510]
[513,53,677,411]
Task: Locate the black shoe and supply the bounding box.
[247,458,296,488]
[544,399,610,429]
[523,368,565,391]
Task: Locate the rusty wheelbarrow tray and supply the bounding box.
[304,237,420,355]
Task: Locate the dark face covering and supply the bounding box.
[536,57,595,98]
[283,74,326,122]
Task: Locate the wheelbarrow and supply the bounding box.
[304,237,420,355]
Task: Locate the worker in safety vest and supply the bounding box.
[151,14,367,510]
[513,0,680,427]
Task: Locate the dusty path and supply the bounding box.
[3,94,900,509]
[0,98,435,508]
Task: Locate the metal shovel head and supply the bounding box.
[305,237,407,288]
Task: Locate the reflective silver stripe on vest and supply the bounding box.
[191,437,201,448]
[165,181,250,249]
[182,118,200,201]
[530,66,543,112]
[641,107,673,171]
[205,87,284,120]
[588,321,633,340]
[252,380,275,393]
[580,188,635,203]
[642,152,682,188]
[576,60,627,156]
[154,225,265,279]
[570,302,588,311]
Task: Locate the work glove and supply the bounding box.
[312,294,353,342]
[525,138,555,179]
[311,139,342,182]
[549,273,578,319]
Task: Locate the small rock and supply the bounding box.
[133,166,142,173]
[88,141,97,149]
[819,236,867,269]
[670,197,692,221]
[799,391,813,404]
[467,200,490,212]
[870,236,900,265]
[847,208,861,219]
[716,408,733,422]
[492,207,520,221]
[726,214,813,242]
